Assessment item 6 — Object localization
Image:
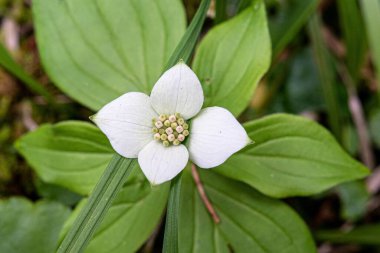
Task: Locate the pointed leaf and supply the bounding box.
[192,0,271,116]
[33,0,186,110]
[16,121,113,195]
[215,114,369,198]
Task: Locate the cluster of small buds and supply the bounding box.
[152,113,190,146]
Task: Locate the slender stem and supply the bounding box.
[191,163,220,224]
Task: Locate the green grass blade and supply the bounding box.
[163,1,211,251]
[337,0,366,81]
[215,0,228,24]
[163,174,182,253]
[308,14,343,140]
[165,0,211,68]
[0,43,53,103]
[360,0,380,93]
[57,155,136,253]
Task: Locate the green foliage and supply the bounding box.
[61,169,169,253]
[308,14,343,140]
[193,0,271,116]
[57,156,136,253]
[0,198,70,253]
[269,0,318,58]
[16,121,113,195]
[336,181,369,222]
[361,0,380,90]
[178,169,316,252]
[215,114,369,198]
[33,0,186,110]
[337,0,366,81]
[317,224,380,245]
[285,48,324,113]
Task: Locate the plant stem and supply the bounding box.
[191,163,220,224]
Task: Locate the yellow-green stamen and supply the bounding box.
[152,113,190,146]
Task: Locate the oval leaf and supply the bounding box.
[33,0,186,110]
[215,114,369,198]
[0,198,70,253]
[16,121,113,195]
[178,169,316,252]
[192,0,271,116]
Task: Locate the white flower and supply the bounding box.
[91,62,250,185]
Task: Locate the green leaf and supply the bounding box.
[193,0,271,117]
[215,114,369,198]
[337,0,366,81]
[61,169,169,253]
[0,198,70,253]
[57,155,136,253]
[178,169,316,252]
[15,121,113,195]
[361,0,380,90]
[0,43,53,102]
[269,0,318,58]
[317,224,380,245]
[33,0,186,111]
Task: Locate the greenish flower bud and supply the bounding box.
[152,128,158,133]
[160,134,168,141]
[159,114,167,122]
[177,118,185,125]
[183,130,189,136]
[171,122,178,129]
[173,140,180,146]
[183,123,189,130]
[159,129,165,134]
[163,140,169,147]
[164,120,171,127]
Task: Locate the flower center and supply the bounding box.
[152,113,189,147]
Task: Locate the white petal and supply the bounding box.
[150,62,204,119]
[92,92,157,158]
[138,141,189,185]
[188,107,250,168]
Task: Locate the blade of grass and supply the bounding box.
[337,0,366,82]
[0,43,54,103]
[165,0,211,68]
[163,1,211,252]
[162,174,182,253]
[308,14,343,141]
[57,155,136,253]
[360,0,380,93]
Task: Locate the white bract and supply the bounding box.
[92,62,250,185]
